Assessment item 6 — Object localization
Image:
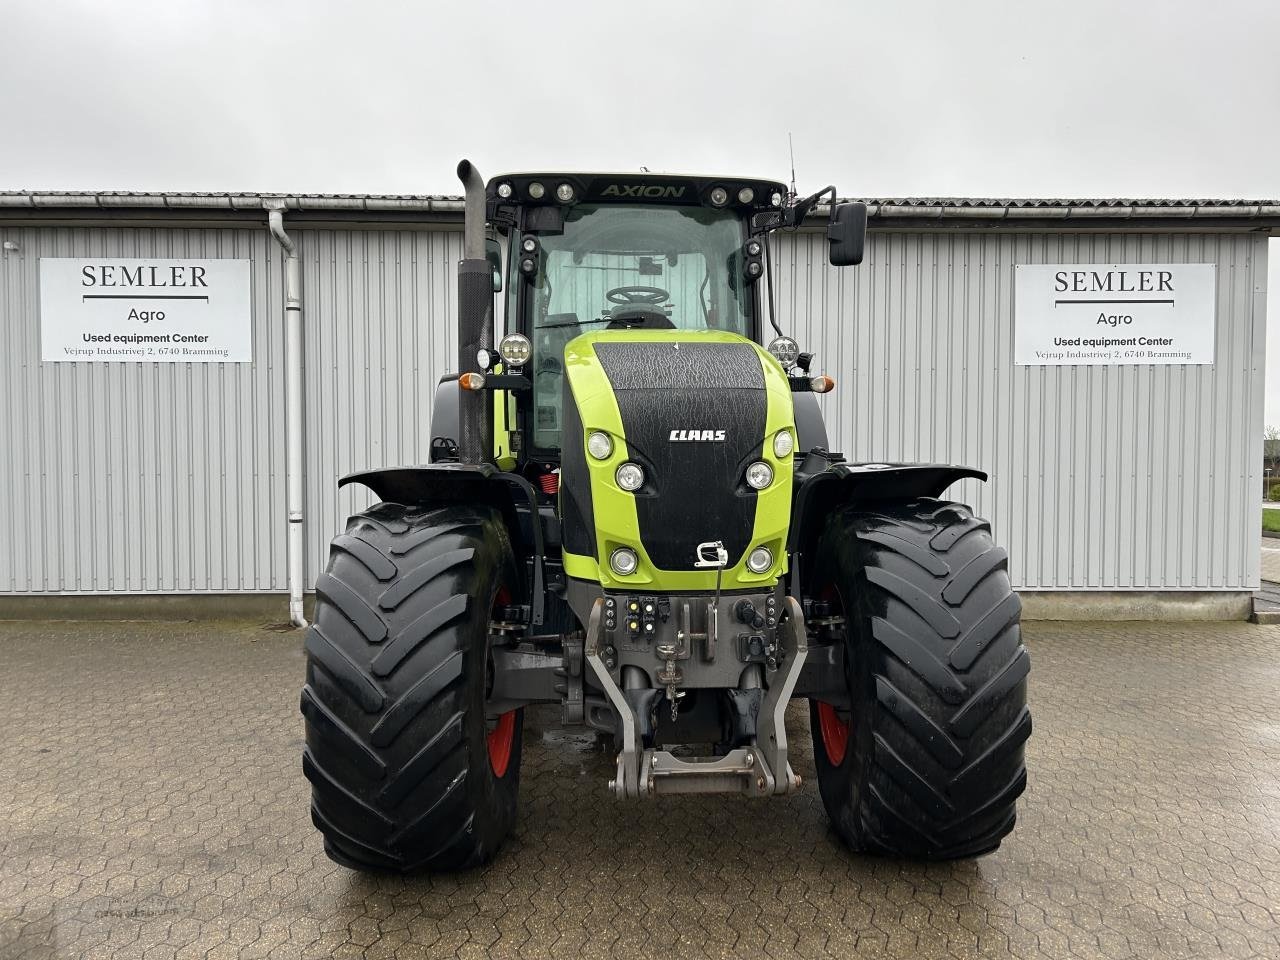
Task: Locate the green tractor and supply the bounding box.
[300,161,1031,872]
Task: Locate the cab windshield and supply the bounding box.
[518,203,753,451]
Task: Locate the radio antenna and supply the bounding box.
[788,132,798,200]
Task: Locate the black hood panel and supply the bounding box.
[594,340,766,570]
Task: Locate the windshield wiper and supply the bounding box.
[536,317,612,330]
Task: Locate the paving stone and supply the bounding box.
[1260,536,1280,583]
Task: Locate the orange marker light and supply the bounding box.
[459,372,486,391]
[810,375,836,394]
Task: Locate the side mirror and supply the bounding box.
[486,237,503,292]
[827,202,867,266]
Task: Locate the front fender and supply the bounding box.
[427,374,461,462]
[338,463,547,625]
[787,459,987,589]
[339,462,499,505]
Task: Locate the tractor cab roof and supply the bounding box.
[486,172,790,215]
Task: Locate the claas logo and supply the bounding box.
[669,429,726,441]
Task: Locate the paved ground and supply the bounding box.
[1260,535,1280,583]
[2,619,1279,960]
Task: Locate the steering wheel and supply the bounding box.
[607,285,669,306]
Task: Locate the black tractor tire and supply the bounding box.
[807,499,1030,860]
[301,502,523,873]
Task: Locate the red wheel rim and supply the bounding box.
[486,585,516,778]
[487,710,516,777]
[817,701,850,766]
[815,581,849,766]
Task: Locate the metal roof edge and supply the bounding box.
[1,191,1278,224]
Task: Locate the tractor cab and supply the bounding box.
[486,173,795,453]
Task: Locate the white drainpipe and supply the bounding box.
[267,204,308,628]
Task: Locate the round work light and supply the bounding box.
[587,431,613,460]
[745,461,773,490]
[773,430,794,458]
[610,548,639,576]
[498,333,531,367]
[746,546,774,574]
[767,336,800,368]
[616,462,645,491]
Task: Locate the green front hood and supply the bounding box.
[558,329,794,591]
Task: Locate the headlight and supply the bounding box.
[737,187,755,204]
[615,462,645,491]
[498,333,531,368]
[610,547,639,576]
[767,336,800,368]
[496,182,513,199]
[745,461,773,490]
[556,183,575,202]
[709,186,729,206]
[587,431,613,460]
[528,181,546,200]
[773,430,794,458]
[746,546,773,574]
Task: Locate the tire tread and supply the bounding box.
[811,498,1030,860]
[301,503,520,874]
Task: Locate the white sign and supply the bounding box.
[40,258,252,362]
[1014,263,1216,365]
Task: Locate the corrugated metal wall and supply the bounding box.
[300,228,461,578]
[781,231,1267,590]
[0,224,286,593]
[0,220,1266,594]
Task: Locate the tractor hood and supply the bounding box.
[558,330,795,591]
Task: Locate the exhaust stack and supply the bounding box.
[456,159,493,464]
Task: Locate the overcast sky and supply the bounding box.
[3,0,1278,414]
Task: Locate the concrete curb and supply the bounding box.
[0,593,316,623]
[1019,590,1253,622]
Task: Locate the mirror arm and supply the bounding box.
[784,185,837,227]
[763,233,784,339]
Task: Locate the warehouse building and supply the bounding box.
[0,191,1274,619]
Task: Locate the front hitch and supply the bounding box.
[584,596,808,799]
